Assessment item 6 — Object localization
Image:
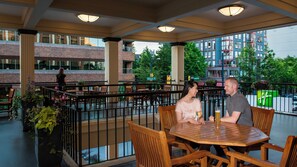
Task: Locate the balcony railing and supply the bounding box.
[37,82,297,166]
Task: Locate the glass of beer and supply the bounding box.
[215,108,221,128]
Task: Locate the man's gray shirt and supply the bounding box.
[226,92,253,126]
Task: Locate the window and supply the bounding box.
[55,34,66,44]
[7,30,17,41]
[80,37,85,45]
[0,30,4,40]
[70,36,78,45]
[41,33,50,43]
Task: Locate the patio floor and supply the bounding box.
[0,112,296,167]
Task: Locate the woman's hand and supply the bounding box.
[198,117,205,124]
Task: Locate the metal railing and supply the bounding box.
[1,81,297,166]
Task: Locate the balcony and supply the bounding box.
[0,82,296,166]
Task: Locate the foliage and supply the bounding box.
[133,47,161,82]
[205,79,217,86]
[251,80,271,90]
[30,106,61,134]
[133,42,207,82]
[10,95,22,119]
[22,81,44,104]
[236,43,260,83]
[261,47,297,83]
[184,42,207,79]
[155,43,171,81]
[237,45,297,85]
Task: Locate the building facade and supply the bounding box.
[196,31,267,81]
[0,29,135,83]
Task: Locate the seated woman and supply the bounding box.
[175,80,204,124]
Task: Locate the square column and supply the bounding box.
[103,37,121,94]
[18,29,37,95]
[171,42,186,86]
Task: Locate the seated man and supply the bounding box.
[209,77,253,126]
[209,77,253,158]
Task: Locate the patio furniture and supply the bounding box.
[170,122,269,155]
[227,135,297,167]
[128,121,209,167]
[158,105,195,155]
[159,85,171,104]
[0,88,15,117]
[231,107,275,155]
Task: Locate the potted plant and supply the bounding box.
[205,79,217,87]
[21,81,44,132]
[30,106,63,167]
[251,80,271,90]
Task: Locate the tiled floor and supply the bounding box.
[0,113,296,167]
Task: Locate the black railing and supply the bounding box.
[1,81,296,166]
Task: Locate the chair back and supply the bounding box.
[163,85,171,91]
[100,86,107,94]
[136,84,146,90]
[251,106,275,136]
[280,136,297,167]
[7,88,15,103]
[158,105,177,136]
[128,121,172,167]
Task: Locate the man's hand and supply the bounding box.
[209,116,214,122]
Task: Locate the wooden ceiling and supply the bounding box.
[0,0,296,42]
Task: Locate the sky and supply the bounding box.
[133,41,161,54]
[266,25,297,58]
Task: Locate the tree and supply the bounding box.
[133,42,207,83]
[133,47,161,82]
[262,48,297,84]
[184,42,207,80]
[236,43,259,83]
[155,43,171,82]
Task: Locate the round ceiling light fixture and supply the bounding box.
[157,26,175,32]
[77,14,99,22]
[218,4,245,16]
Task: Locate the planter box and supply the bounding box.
[35,125,63,167]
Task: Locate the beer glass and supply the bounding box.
[215,107,221,128]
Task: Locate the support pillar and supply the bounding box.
[103,37,121,100]
[171,42,186,88]
[18,29,37,96]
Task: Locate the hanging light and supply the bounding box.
[157,26,175,32]
[218,4,245,16]
[77,14,99,22]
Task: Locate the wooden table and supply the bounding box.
[170,121,269,151]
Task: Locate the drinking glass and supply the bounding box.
[215,107,221,128]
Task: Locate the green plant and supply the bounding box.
[10,95,22,119]
[22,81,44,104]
[31,106,61,134]
[205,79,217,86]
[251,80,271,90]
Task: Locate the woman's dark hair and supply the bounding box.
[58,68,64,74]
[180,80,198,99]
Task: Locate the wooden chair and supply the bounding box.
[158,105,195,155]
[251,106,275,137]
[0,88,15,117]
[128,121,209,167]
[125,85,133,101]
[231,107,275,155]
[227,135,297,167]
[159,85,171,104]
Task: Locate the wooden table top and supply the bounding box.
[170,122,269,147]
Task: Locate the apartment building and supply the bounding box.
[196,31,266,81]
[0,29,135,83]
